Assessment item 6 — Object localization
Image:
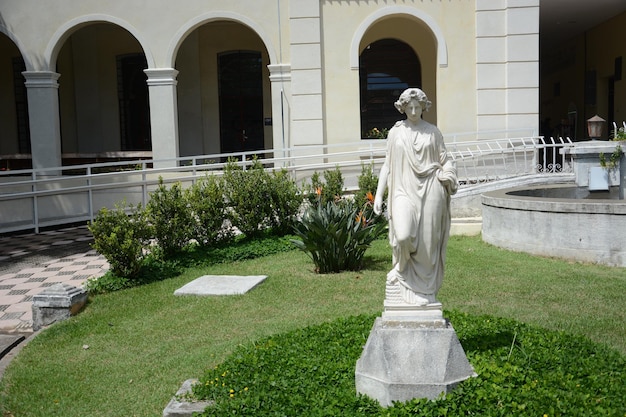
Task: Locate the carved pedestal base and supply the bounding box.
[355,317,476,407]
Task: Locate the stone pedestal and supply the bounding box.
[32,284,87,331]
[355,308,475,407]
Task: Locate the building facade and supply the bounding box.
[1,0,541,170]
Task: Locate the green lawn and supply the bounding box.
[1,235,624,416]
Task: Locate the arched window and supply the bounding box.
[359,39,421,138]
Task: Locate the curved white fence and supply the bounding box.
[0,136,572,234]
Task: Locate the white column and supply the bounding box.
[289,0,324,146]
[268,64,292,158]
[475,0,539,135]
[22,71,62,172]
[144,68,180,167]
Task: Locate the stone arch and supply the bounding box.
[44,14,155,70]
[167,11,278,68]
[350,6,448,70]
[0,24,32,70]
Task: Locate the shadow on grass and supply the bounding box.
[460,330,515,353]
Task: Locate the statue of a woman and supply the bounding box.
[374,88,458,306]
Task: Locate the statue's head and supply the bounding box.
[394,88,431,114]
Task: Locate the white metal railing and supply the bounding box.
[447,136,573,184]
[0,135,572,234]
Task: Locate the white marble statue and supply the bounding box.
[373,88,458,306]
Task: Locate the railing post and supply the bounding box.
[142,165,148,207]
[32,170,39,233]
[87,166,94,223]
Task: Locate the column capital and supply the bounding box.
[22,71,61,88]
[268,64,291,82]
[144,68,179,86]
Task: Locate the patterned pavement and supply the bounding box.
[0,225,109,333]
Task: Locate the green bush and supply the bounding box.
[87,202,151,278]
[222,159,273,237]
[193,312,626,416]
[303,167,345,207]
[188,174,233,246]
[267,168,304,236]
[223,159,304,238]
[147,178,195,258]
[354,163,381,209]
[322,166,344,203]
[291,200,387,273]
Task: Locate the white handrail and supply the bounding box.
[0,136,572,234]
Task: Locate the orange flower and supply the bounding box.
[366,191,375,204]
[315,187,322,196]
[356,211,367,226]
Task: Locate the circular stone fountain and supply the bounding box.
[481,141,626,267]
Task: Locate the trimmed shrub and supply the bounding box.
[222,159,273,238]
[303,167,345,207]
[147,178,195,258]
[188,174,233,246]
[88,202,151,278]
[223,159,304,238]
[354,162,381,209]
[322,165,345,203]
[267,168,304,236]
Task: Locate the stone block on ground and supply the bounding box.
[31,283,87,331]
[173,275,267,296]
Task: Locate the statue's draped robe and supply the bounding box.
[385,120,458,299]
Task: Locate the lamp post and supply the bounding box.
[587,115,606,140]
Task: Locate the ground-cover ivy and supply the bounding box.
[193,311,626,416]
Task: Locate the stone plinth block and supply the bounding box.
[355,318,476,407]
[32,284,87,331]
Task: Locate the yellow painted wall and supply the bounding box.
[321,0,477,145]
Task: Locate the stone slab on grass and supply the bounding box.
[174,275,267,296]
[163,379,213,417]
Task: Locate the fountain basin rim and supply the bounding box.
[482,184,626,215]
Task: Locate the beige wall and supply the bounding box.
[321,0,477,144]
[0,0,542,166]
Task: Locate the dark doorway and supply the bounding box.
[116,54,151,151]
[359,39,421,138]
[218,50,264,154]
[12,57,30,153]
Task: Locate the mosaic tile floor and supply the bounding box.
[0,226,108,332]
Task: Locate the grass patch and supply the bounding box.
[1,236,625,416]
